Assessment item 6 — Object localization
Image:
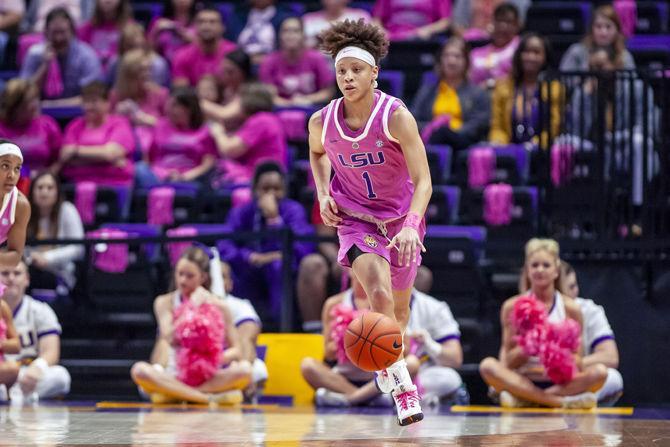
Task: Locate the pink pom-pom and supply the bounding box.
[173,300,226,386]
[541,342,577,384]
[510,294,547,335]
[330,303,368,365]
[176,349,219,386]
[515,325,547,357]
[546,319,581,352]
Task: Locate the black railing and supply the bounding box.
[537,69,670,240]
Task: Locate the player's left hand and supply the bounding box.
[386,227,426,267]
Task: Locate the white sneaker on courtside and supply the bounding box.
[562,392,597,409]
[392,384,423,426]
[315,388,350,407]
[375,370,394,394]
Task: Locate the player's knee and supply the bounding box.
[368,286,393,309]
[479,357,499,379]
[300,357,319,379]
[51,366,71,394]
[299,254,329,279]
[130,362,151,382]
[590,363,609,384]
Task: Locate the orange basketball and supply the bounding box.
[344,312,403,372]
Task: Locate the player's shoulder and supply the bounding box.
[153,293,173,310]
[16,190,29,210]
[24,295,54,313]
[309,105,329,131]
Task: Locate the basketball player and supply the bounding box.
[0,260,70,402]
[309,19,432,425]
[479,239,607,408]
[0,140,30,269]
[561,262,623,406]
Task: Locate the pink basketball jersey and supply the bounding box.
[0,187,18,245]
[321,90,414,221]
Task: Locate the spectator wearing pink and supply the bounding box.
[111,48,169,154]
[78,0,133,70]
[201,49,252,133]
[135,88,216,188]
[372,0,451,41]
[58,81,135,186]
[20,8,102,104]
[469,3,521,88]
[210,83,287,187]
[259,17,335,107]
[172,7,236,88]
[105,23,170,88]
[148,0,197,65]
[0,79,62,174]
[452,0,528,41]
[302,0,370,48]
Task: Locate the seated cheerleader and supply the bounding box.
[301,274,419,407]
[0,297,21,401]
[130,247,252,405]
[479,238,608,409]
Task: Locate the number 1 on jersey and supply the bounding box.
[362,171,377,199]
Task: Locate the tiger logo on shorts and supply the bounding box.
[364,234,378,248]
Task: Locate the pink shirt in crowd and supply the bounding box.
[0,116,62,173]
[78,21,124,69]
[61,115,135,186]
[172,40,237,86]
[372,0,451,40]
[149,118,216,180]
[147,17,196,64]
[259,49,334,99]
[109,85,169,153]
[220,112,287,182]
[109,86,169,120]
[469,36,519,86]
[302,8,371,47]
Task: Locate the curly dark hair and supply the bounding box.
[317,19,389,64]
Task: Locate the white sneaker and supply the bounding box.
[374,370,394,394]
[499,390,522,408]
[315,388,350,407]
[392,384,423,426]
[562,392,597,409]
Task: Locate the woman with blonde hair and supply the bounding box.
[78,0,133,69]
[0,79,62,174]
[560,4,635,71]
[106,22,170,87]
[130,246,252,404]
[479,238,608,408]
[111,48,169,153]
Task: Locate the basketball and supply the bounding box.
[344,312,403,372]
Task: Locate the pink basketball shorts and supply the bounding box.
[336,214,426,290]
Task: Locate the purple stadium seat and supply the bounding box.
[100,223,161,261]
[634,2,668,35]
[377,70,405,98]
[422,225,488,317]
[426,144,452,184]
[525,2,591,35]
[426,185,460,224]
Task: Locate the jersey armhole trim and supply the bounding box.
[382,97,401,143]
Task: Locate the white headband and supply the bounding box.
[335,46,376,67]
[0,143,22,162]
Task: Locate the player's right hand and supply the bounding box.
[319,195,342,227]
